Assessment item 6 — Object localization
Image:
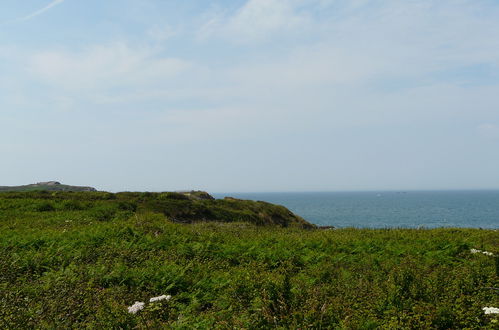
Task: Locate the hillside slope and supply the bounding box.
[0,190,315,228]
[0,181,96,192]
[0,206,497,328]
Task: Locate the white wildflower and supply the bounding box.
[127,301,145,314]
[150,295,171,303]
[470,248,494,256]
[483,307,499,315]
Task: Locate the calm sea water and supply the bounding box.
[213,191,499,229]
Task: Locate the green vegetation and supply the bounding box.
[0,181,96,192]
[0,191,312,228]
[0,192,498,328]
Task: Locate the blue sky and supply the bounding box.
[1,0,499,192]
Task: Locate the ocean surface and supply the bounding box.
[213,191,499,229]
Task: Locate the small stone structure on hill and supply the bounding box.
[36,181,61,186]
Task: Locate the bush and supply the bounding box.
[61,200,86,211]
[118,201,137,212]
[158,192,190,200]
[88,205,118,221]
[32,201,55,212]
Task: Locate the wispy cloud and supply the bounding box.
[1,0,499,191]
[28,42,191,92]
[20,0,66,22]
[198,0,309,43]
[477,123,499,140]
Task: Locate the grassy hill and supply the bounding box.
[0,191,313,228]
[0,192,497,328]
[0,181,96,192]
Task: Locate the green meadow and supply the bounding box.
[0,192,497,329]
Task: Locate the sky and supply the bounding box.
[1,0,499,192]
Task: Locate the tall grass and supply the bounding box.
[0,193,497,328]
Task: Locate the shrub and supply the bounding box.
[118,201,138,212]
[158,192,190,200]
[32,201,55,212]
[89,204,118,221]
[61,200,86,211]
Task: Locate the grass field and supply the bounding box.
[0,192,498,328]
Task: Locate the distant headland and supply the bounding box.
[0,181,97,192]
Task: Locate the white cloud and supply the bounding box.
[2,0,499,191]
[228,43,384,89]
[199,0,310,43]
[28,43,191,91]
[228,0,307,39]
[147,25,176,42]
[6,0,498,123]
[20,0,66,21]
[199,0,499,71]
[477,124,499,140]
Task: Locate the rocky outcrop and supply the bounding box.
[36,181,61,186]
[178,191,215,200]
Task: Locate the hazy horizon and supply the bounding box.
[1,0,499,192]
[4,181,499,194]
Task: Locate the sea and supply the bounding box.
[212,191,499,229]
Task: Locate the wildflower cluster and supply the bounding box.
[127,302,145,314]
[127,294,172,314]
[150,295,171,302]
[470,248,494,256]
[483,307,499,315]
